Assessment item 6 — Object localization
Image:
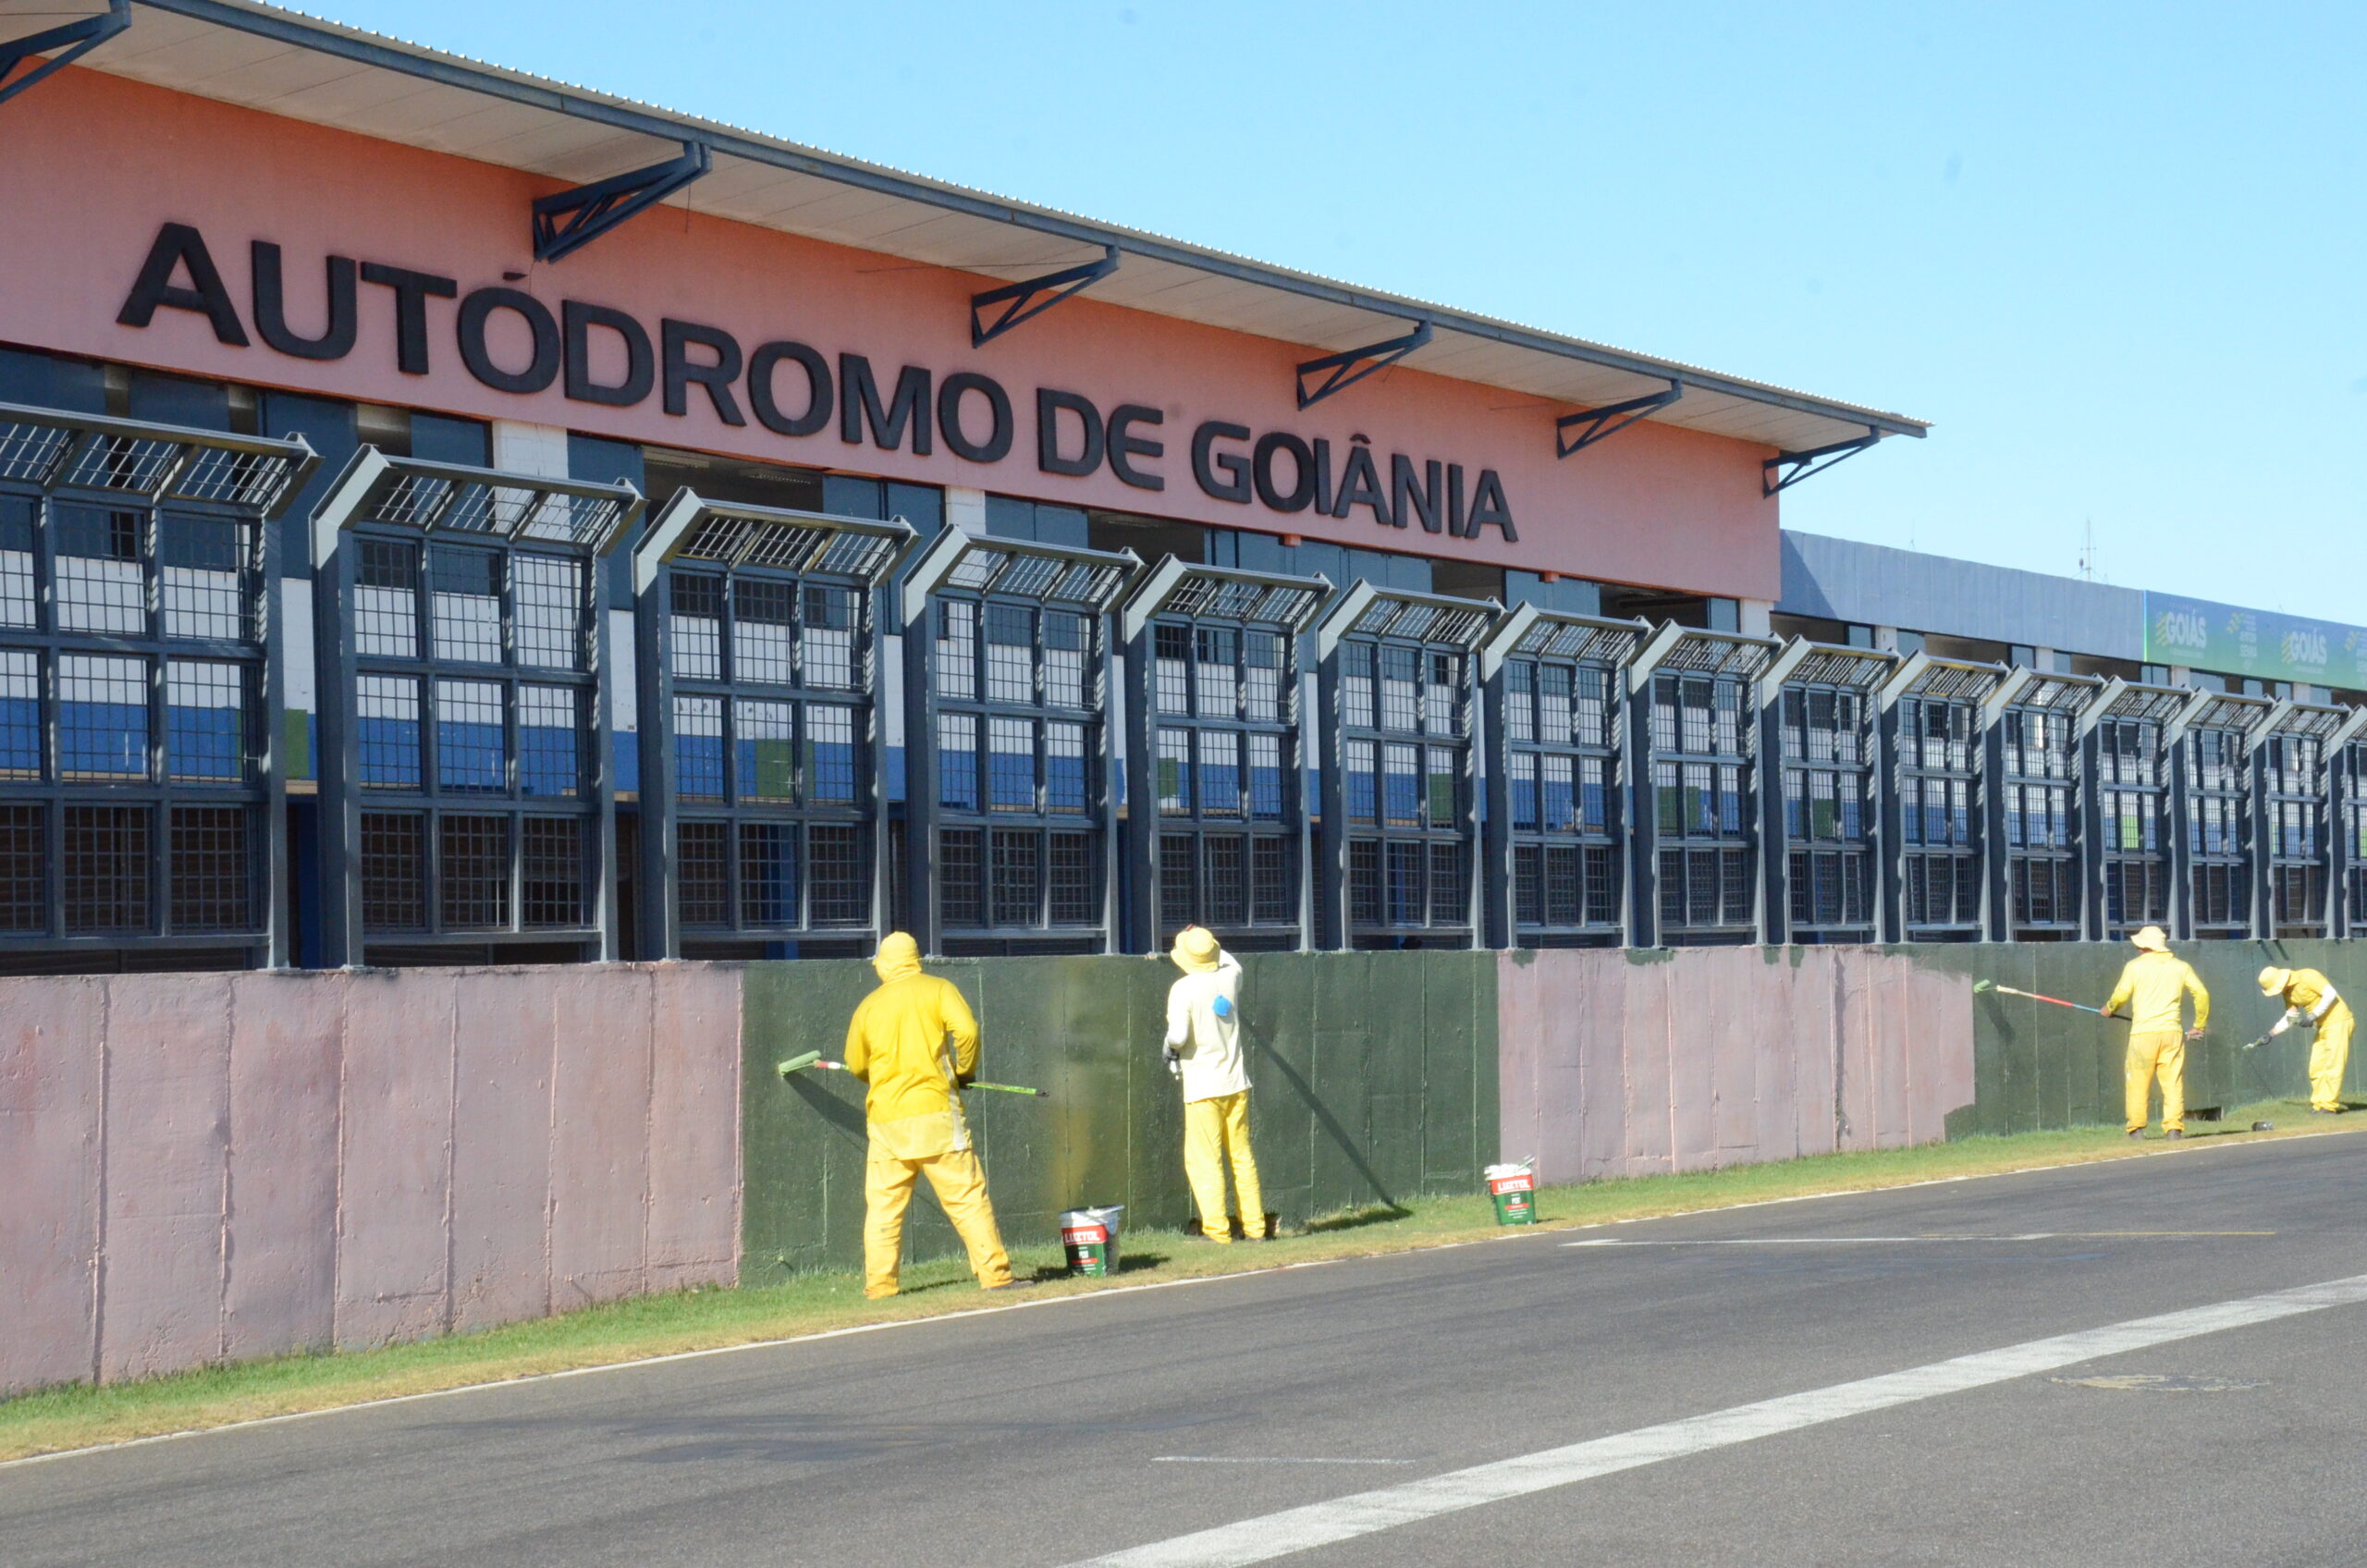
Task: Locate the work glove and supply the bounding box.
[1161,1045,1181,1078]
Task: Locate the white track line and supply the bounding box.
[1151,1458,1411,1466]
[6,1124,2350,1471]
[1069,1270,2367,1568]
[1564,1231,2275,1247]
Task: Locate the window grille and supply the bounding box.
[1884,657,1999,941]
[2341,725,2367,937]
[1627,626,1776,945]
[1315,582,1497,949]
[903,529,1137,953]
[1122,558,1330,950]
[0,402,313,964]
[2177,692,2267,938]
[1483,608,1646,947]
[634,492,912,954]
[1765,643,1891,943]
[2086,682,2184,937]
[1991,671,2097,939]
[313,448,641,964]
[2261,704,2340,937]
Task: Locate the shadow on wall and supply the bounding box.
[0,965,742,1398]
[736,951,1500,1284]
[1496,947,1975,1185]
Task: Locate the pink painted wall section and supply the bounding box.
[1497,949,1977,1182]
[0,965,743,1397]
[0,978,104,1394]
[0,68,1781,599]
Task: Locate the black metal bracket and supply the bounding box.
[1295,321,1432,410]
[0,0,128,110]
[970,246,1118,347]
[1556,384,1683,459]
[1763,431,1882,495]
[532,141,711,263]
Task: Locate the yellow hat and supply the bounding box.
[2130,925,2169,952]
[1170,925,1221,974]
[2259,966,2292,997]
[874,931,923,983]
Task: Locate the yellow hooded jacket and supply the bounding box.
[2273,968,2349,1027]
[843,934,980,1159]
[2105,950,2210,1034]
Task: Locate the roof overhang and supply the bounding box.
[7,0,1930,457]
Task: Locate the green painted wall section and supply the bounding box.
[740,951,1498,1284]
[1914,940,2367,1138]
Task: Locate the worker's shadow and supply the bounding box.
[782,1072,866,1143]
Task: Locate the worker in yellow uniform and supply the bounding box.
[2258,966,2353,1115]
[1165,926,1269,1243]
[844,932,1017,1299]
[2102,925,2209,1139]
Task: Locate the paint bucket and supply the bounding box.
[1060,1206,1124,1276]
[1484,1162,1537,1225]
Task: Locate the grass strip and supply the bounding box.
[4,1096,2354,1463]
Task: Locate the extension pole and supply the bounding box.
[1972,979,2112,1018]
[777,1053,1048,1097]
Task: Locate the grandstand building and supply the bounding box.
[0,0,2358,969]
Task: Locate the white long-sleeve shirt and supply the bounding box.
[1165,952,1249,1103]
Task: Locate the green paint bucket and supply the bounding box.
[1060,1206,1124,1277]
[1485,1163,1537,1226]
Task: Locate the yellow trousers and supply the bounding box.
[2126,1029,2186,1133]
[864,1146,1012,1298]
[1184,1091,1267,1241]
[2308,1012,2354,1112]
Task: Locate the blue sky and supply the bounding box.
[314,1,2365,621]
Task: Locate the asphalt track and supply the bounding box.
[7,1133,2367,1567]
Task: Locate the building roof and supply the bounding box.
[11,0,1931,457]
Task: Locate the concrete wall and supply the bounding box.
[1497,947,1976,1183]
[16,939,2361,1398]
[1920,939,2367,1137]
[0,965,741,1398]
[739,951,1499,1282]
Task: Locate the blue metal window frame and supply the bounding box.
[1984,669,2098,940]
[898,528,1138,955]
[1878,654,2001,943]
[2258,702,2342,937]
[1626,624,1777,947]
[0,399,314,965]
[1761,642,1892,945]
[2335,710,2367,939]
[309,448,642,964]
[631,491,913,957]
[1313,582,1501,950]
[1478,606,1644,949]
[2168,690,2268,939]
[1119,557,1331,953]
[2080,680,2185,938]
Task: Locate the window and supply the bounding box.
[1334,601,1486,941]
[1643,650,1764,938]
[924,544,1127,943]
[1501,619,1636,941]
[329,459,630,959]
